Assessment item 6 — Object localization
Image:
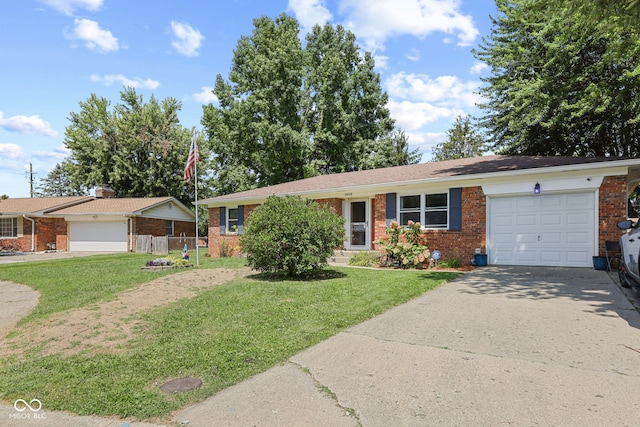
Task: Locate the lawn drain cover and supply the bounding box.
[160,377,203,393]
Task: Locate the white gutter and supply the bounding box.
[202,161,637,207]
[22,215,35,252]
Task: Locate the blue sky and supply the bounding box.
[0,0,498,198]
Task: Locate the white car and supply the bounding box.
[618,219,640,293]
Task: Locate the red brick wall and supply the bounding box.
[315,198,343,216]
[372,194,387,250]
[36,218,67,252]
[1,217,68,252]
[133,218,194,237]
[208,207,241,257]
[598,175,627,256]
[372,187,486,265]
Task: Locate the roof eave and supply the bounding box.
[200,159,637,207]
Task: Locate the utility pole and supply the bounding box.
[28,162,36,197]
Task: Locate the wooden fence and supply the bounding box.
[135,236,204,255]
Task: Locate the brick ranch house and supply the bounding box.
[0,187,195,252]
[200,155,640,267]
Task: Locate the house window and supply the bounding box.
[399,195,421,225]
[398,193,448,229]
[0,218,18,237]
[164,220,174,236]
[227,208,238,233]
[425,193,448,228]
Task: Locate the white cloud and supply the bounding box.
[406,49,420,61]
[338,0,479,51]
[39,0,103,16]
[68,18,119,53]
[91,74,160,90]
[288,0,333,34]
[34,146,70,161]
[405,131,447,160]
[388,99,453,130]
[170,21,204,57]
[0,112,58,137]
[0,143,25,160]
[386,72,482,107]
[192,87,218,104]
[470,61,488,74]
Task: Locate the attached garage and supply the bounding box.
[69,220,128,252]
[488,192,596,267]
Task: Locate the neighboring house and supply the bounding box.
[0,187,196,252]
[200,155,640,268]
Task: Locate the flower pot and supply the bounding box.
[474,253,488,267]
[592,256,608,270]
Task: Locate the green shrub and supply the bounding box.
[439,258,463,268]
[348,251,383,267]
[240,195,345,277]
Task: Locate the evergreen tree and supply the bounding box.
[432,115,486,161]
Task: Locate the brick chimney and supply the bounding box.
[95,186,116,198]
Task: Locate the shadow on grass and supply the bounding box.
[248,268,348,282]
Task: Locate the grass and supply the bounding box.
[0,249,244,322]
[0,252,460,422]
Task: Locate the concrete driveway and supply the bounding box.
[1,266,640,426]
[177,266,640,426]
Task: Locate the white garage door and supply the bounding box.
[488,192,596,267]
[69,221,128,252]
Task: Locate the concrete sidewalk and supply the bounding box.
[2,267,640,426]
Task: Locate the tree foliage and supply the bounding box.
[35,160,88,197]
[203,14,417,195]
[63,88,206,206]
[432,115,487,161]
[240,195,345,277]
[474,0,640,157]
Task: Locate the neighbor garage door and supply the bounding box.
[69,221,128,252]
[488,192,596,267]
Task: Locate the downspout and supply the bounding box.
[128,217,133,252]
[23,215,35,252]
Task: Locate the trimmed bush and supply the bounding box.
[240,195,345,277]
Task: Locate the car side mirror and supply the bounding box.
[617,219,635,230]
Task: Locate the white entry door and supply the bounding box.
[347,200,369,250]
[488,192,596,267]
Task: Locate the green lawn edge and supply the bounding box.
[0,254,461,422]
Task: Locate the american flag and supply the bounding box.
[183,133,200,183]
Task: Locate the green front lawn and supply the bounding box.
[0,253,460,421]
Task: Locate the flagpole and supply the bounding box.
[194,131,200,266]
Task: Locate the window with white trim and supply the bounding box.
[0,218,18,237]
[164,220,174,236]
[227,208,238,233]
[399,193,448,229]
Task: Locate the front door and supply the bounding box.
[348,200,369,250]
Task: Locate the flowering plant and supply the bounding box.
[379,220,430,268]
[145,256,190,267]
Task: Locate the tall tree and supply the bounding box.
[474,0,640,157]
[303,23,396,174]
[204,14,308,194]
[432,115,487,161]
[203,14,414,195]
[63,88,203,206]
[35,160,88,196]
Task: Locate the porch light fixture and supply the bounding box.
[534,183,541,194]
